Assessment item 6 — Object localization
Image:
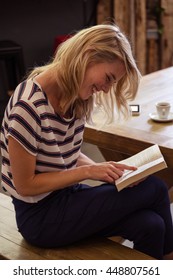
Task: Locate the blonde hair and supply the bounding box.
[28,24,141,123]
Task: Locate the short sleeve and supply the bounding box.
[7,99,41,156]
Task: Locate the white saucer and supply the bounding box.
[149,112,173,122]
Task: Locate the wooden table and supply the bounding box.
[84,67,173,188]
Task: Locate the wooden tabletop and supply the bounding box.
[84,67,173,168]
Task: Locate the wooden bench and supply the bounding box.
[0,193,154,260]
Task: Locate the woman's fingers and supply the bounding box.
[88,161,137,183]
[109,161,137,171]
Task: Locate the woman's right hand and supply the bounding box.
[87,161,137,184]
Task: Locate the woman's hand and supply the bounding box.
[87,161,137,184]
[128,177,148,188]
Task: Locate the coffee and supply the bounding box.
[156,102,171,119]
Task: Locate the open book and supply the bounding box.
[115,144,167,191]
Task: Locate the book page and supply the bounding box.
[118,144,162,168]
[116,157,165,184]
[115,144,167,191]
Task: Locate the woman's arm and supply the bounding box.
[76,152,96,166]
[8,137,91,196]
[9,137,137,196]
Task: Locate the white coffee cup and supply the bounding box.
[156,102,171,119]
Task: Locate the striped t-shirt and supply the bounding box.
[0,78,85,203]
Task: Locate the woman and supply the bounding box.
[1,24,173,259]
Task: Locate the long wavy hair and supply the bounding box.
[28,23,141,123]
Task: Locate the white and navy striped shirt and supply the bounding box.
[0,78,85,202]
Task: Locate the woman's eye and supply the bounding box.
[106,75,111,83]
[106,75,116,85]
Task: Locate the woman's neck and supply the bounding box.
[35,70,64,115]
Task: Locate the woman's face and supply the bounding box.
[79,60,126,100]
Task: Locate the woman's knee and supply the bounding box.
[145,175,169,202]
[148,175,168,193]
[132,211,166,259]
[148,213,165,235]
[138,210,165,238]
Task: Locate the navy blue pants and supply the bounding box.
[12,175,173,259]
